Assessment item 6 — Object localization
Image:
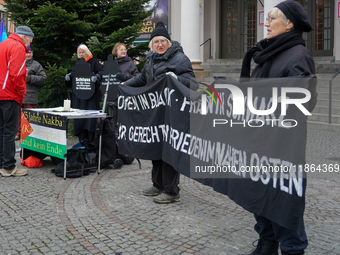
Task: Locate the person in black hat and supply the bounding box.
[240,1,317,255]
[124,21,195,204]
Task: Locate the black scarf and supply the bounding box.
[240,30,306,79]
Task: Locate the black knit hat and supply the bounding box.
[150,22,170,41]
[275,0,312,32]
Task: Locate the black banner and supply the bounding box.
[118,75,314,232]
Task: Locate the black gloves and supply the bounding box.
[116,73,129,82]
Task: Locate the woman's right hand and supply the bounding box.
[65,73,71,81]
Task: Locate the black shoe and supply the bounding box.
[281,251,304,255]
[143,186,162,196]
[247,237,279,255]
[153,193,180,204]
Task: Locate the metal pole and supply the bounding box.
[63,157,67,180]
[97,133,102,174]
[200,38,212,59]
[328,69,340,124]
[329,79,332,124]
[102,74,111,113]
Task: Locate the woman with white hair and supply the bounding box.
[65,44,103,143]
[240,1,317,255]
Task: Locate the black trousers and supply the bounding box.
[254,215,307,253]
[77,129,95,144]
[0,100,19,170]
[151,160,180,195]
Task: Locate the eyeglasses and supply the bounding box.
[266,16,282,24]
[152,39,167,46]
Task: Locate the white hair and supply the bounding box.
[148,36,172,53]
[270,7,289,24]
[77,44,92,57]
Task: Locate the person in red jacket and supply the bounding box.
[0,26,34,177]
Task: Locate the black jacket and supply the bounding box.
[251,44,315,78]
[251,44,317,112]
[116,56,139,79]
[23,58,47,105]
[124,41,195,87]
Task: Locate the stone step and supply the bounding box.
[313,56,336,61]
[308,112,340,124]
[317,86,340,93]
[202,58,340,75]
[208,73,240,78]
[315,63,340,73]
[312,105,340,115]
[307,120,340,133]
[203,74,340,87]
[206,66,243,73]
[316,98,340,107]
[203,74,240,85]
[202,58,244,65]
[316,91,340,99]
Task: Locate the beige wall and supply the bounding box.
[334,2,340,61]
[257,1,264,41]
[202,0,219,60]
[0,0,5,9]
[169,0,181,42]
[0,0,14,33]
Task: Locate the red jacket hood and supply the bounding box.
[0,33,28,104]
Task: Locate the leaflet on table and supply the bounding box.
[30,107,103,116]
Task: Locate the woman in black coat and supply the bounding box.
[112,42,139,80]
[108,43,140,117]
[240,1,317,255]
[65,44,103,143]
[124,22,195,204]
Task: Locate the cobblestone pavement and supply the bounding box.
[0,127,339,255]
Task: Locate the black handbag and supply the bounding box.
[52,148,96,178]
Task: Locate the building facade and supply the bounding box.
[2,0,338,64]
[0,0,14,34]
[169,0,340,70]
